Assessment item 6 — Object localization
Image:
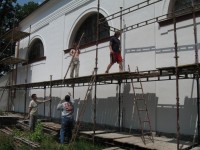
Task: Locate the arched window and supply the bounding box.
[174,0,200,15]
[159,0,200,26]
[28,38,45,63]
[73,13,110,47]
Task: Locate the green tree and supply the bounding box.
[15,2,39,23]
[0,1,39,77]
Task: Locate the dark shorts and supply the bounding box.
[110,52,122,63]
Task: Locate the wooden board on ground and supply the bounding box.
[191,146,200,150]
[94,132,132,139]
[114,136,193,150]
[80,130,111,135]
[42,122,61,131]
[102,147,126,150]
[81,131,194,150]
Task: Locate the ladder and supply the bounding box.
[128,65,154,144]
[69,70,96,148]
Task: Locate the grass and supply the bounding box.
[0,132,14,150]
[0,110,6,116]
[0,121,105,150]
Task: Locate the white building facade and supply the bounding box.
[0,0,199,136]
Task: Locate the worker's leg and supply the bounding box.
[119,62,123,72]
[29,115,37,132]
[105,53,115,73]
[60,116,67,144]
[75,61,80,77]
[66,117,74,143]
[116,52,123,72]
[105,63,114,73]
[70,62,75,78]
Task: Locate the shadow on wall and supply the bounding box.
[0,89,9,111]
[74,82,197,136]
[156,97,197,136]
[0,73,19,111]
[77,90,93,123]
[180,97,197,135]
[75,83,159,131]
[122,83,158,132]
[21,84,197,136]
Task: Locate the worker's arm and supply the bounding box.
[57,101,63,110]
[69,49,74,56]
[36,97,51,104]
[78,49,81,54]
[109,42,114,53]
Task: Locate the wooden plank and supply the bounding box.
[42,122,61,131]
[156,66,175,70]
[81,130,193,150]
[80,130,111,135]
[102,147,126,150]
[0,63,199,89]
[94,132,132,139]
[0,56,26,65]
[0,28,30,42]
[114,136,192,150]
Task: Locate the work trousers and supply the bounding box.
[29,115,37,132]
[70,58,80,78]
[60,116,74,144]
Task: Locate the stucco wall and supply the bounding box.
[8,0,199,135]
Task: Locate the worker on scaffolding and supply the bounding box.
[105,30,123,73]
[27,94,51,131]
[57,92,76,144]
[70,42,80,78]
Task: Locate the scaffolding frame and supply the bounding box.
[0,0,199,149]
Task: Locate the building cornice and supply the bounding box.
[22,0,94,33]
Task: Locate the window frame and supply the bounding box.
[64,36,111,54]
[159,0,200,27]
[25,38,46,64]
[159,10,200,27]
[65,13,110,54]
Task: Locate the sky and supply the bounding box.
[16,0,44,5]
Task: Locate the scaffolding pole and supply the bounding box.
[99,0,162,24]
[49,75,52,120]
[192,0,200,145]
[113,3,200,33]
[173,10,180,150]
[93,0,100,144]
[118,81,121,131]
[24,87,27,117]
[43,86,46,117]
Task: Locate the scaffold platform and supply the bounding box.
[0,63,199,89]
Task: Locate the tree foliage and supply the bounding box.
[0,0,39,77]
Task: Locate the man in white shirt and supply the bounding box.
[27,94,51,131]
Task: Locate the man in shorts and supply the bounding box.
[105,31,123,73]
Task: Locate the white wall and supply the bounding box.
[0,74,10,111]
[9,0,199,135]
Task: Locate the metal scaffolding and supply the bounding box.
[0,0,200,149]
